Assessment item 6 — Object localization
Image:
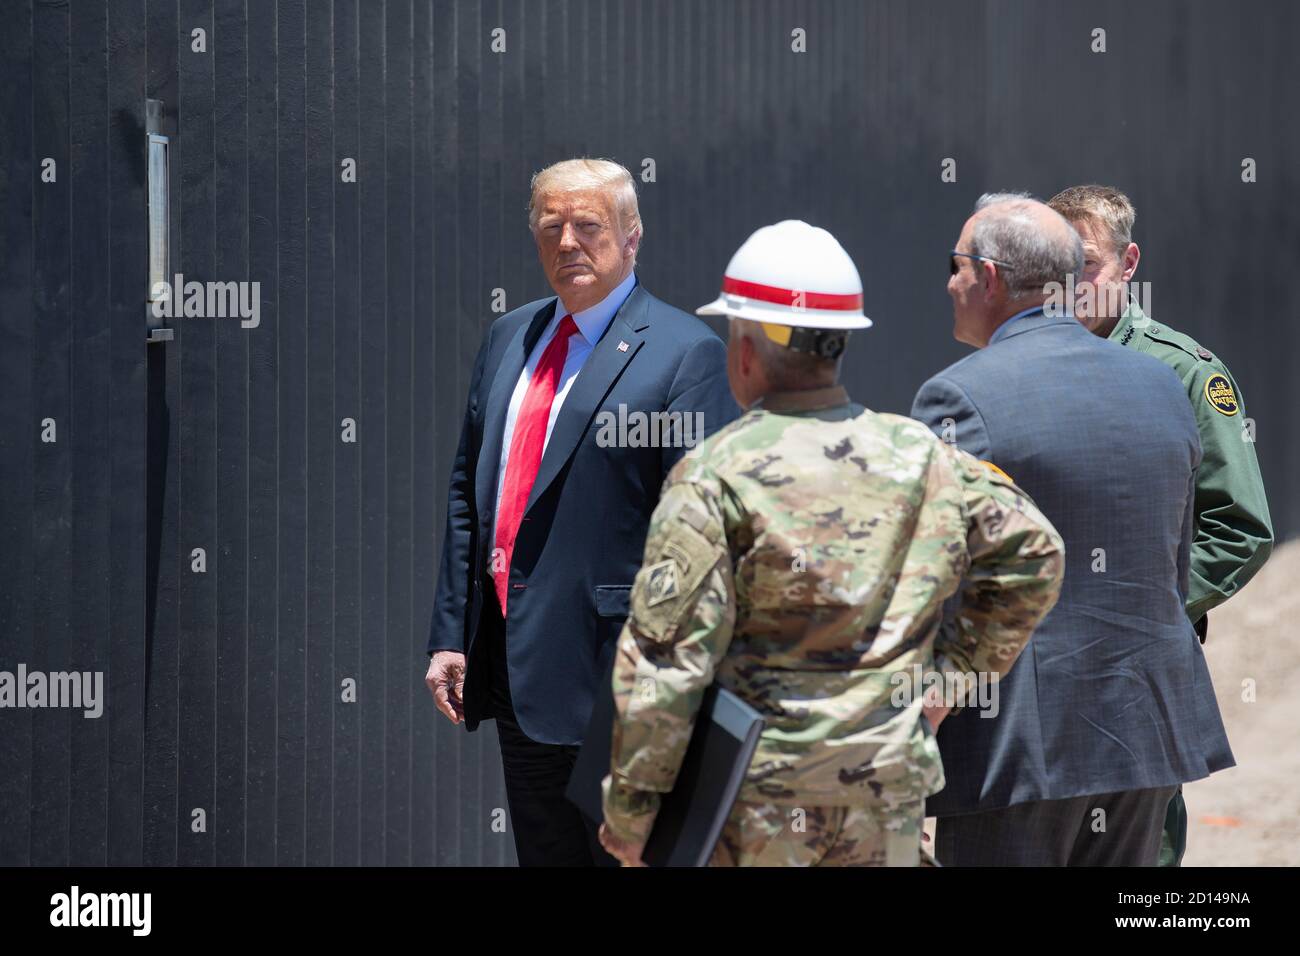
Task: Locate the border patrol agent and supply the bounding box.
[596,221,1066,867]
[1048,185,1274,866]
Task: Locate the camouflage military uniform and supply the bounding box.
[600,385,1065,866]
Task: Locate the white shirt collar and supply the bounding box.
[559,270,638,345]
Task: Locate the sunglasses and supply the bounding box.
[950,250,1015,276]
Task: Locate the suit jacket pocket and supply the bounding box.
[593,584,633,619]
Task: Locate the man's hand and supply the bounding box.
[923,702,952,732]
[922,680,952,733]
[598,822,647,867]
[425,651,466,724]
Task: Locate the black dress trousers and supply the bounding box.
[934,785,1179,866]
[475,583,619,868]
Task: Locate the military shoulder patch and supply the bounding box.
[663,541,692,575]
[679,505,710,535]
[643,559,681,607]
[1204,373,1239,416]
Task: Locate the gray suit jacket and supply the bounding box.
[912,311,1234,816]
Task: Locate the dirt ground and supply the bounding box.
[1183,536,1300,866]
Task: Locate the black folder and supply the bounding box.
[566,653,765,867]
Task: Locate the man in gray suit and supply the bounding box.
[911,193,1234,865]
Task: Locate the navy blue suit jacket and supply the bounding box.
[427,281,740,744]
[912,312,1234,815]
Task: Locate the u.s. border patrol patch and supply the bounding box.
[643,559,680,608]
[1204,374,1239,416]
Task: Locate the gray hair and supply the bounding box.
[970,191,1083,301]
[731,319,840,390]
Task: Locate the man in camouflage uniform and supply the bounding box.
[1048,185,1274,866]
[595,221,1066,866]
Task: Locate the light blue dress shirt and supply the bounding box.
[492,269,639,538]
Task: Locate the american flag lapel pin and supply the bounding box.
[617,340,629,352]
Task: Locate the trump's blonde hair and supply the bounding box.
[527,158,643,243]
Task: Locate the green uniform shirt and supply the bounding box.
[600,385,1065,844]
[1109,301,1273,624]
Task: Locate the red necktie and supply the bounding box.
[493,314,580,615]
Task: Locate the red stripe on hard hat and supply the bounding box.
[720,276,862,311]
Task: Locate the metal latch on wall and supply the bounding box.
[145,98,173,344]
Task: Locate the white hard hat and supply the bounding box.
[696,220,871,330]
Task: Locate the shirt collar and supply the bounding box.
[1107,295,1145,343]
[560,270,638,345]
[753,385,851,413]
[987,304,1048,346]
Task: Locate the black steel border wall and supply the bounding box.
[0,0,1296,866]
